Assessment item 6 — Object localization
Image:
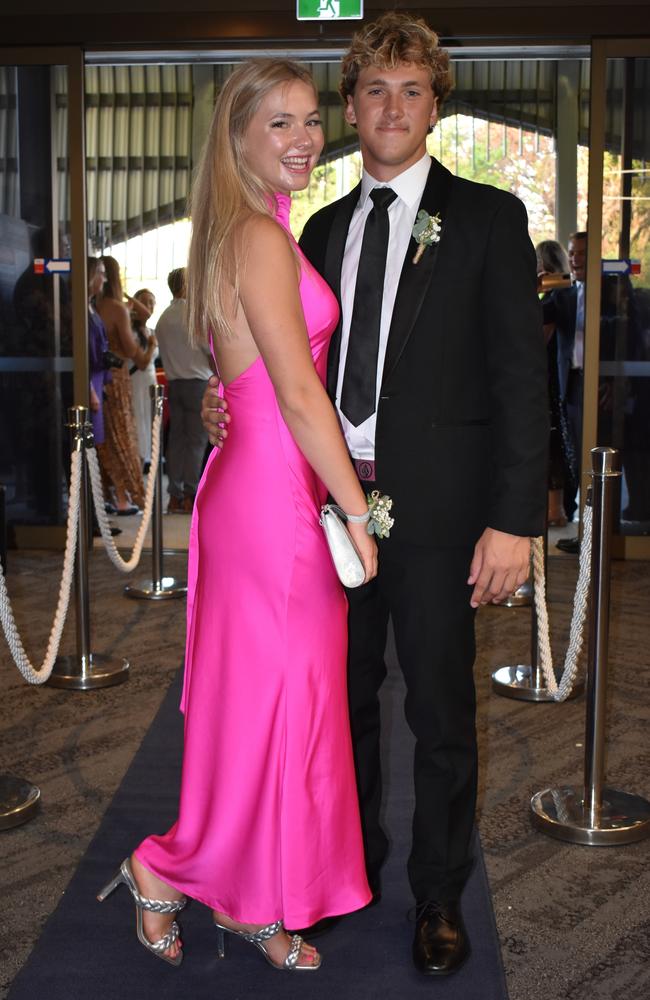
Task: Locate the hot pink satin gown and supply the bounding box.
[135,193,371,929]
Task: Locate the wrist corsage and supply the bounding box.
[366,491,394,539]
[412,210,442,264]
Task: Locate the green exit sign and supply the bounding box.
[296,0,363,20]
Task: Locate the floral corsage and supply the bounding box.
[366,491,394,539]
[412,210,442,264]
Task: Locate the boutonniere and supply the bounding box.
[412,210,442,264]
[366,491,394,539]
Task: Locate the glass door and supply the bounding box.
[584,39,650,558]
[0,48,86,547]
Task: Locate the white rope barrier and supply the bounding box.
[0,400,591,696]
[532,504,593,701]
[0,450,82,685]
[86,411,162,573]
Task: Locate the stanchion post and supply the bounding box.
[47,406,129,690]
[0,484,6,574]
[0,486,41,829]
[124,385,187,601]
[492,522,583,702]
[0,775,40,831]
[530,447,650,845]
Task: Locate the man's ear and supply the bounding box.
[429,96,439,132]
[344,95,357,128]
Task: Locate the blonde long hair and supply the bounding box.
[187,58,316,344]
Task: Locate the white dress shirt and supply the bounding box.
[155,298,212,381]
[572,280,585,370]
[336,153,431,460]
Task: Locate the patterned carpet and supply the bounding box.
[1,547,649,999]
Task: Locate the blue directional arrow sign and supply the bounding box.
[602,259,641,276]
[45,258,71,274]
[34,257,72,274]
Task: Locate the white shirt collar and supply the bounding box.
[359,152,431,211]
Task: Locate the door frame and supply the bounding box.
[584,38,650,559]
[0,47,88,407]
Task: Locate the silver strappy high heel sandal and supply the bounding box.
[97,858,187,967]
[214,918,321,971]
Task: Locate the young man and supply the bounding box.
[155,267,212,513]
[202,13,548,976]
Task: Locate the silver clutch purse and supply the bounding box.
[320,504,366,589]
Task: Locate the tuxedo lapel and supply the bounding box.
[325,183,361,398]
[381,158,453,387]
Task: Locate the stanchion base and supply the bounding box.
[123,576,187,600]
[499,579,533,608]
[492,665,584,701]
[0,774,41,831]
[46,653,129,690]
[531,785,650,845]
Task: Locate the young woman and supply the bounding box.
[129,287,158,470]
[98,59,376,973]
[87,257,111,446]
[95,257,157,512]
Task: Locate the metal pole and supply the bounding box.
[492,524,583,702]
[0,775,40,831]
[584,447,616,824]
[0,486,41,830]
[531,447,650,845]
[151,410,164,590]
[0,485,6,574]
[499,575,532,608]
[47,406,129,689]
[124,385,187,601]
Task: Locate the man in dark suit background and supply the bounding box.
[202,12,548,976]
[543,231,587,542]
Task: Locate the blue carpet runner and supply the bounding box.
[9,638,508,1000]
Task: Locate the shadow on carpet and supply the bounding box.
[9,644,508,1000]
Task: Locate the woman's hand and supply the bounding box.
[201,376,230,447]
[126,294,152,321]
[347,521,378,584]
[89,385,100,412]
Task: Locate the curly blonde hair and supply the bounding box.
[340,12,453,107]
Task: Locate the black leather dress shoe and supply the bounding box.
[413,900,470,976]
[556,535,580,554]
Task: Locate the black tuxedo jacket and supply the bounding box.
[300,157,548,547]
[542,285,578,401]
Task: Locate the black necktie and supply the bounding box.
[340,187,397,427]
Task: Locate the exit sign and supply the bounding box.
[297,0,363,20]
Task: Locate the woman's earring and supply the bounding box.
[427,123,435,134]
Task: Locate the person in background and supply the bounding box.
[95,256,157,514]
[536,239,577,528]
[87,257,111,447]
[154,267,212,514]
[87,257,121,537]
[130,288,158,472]
[542,231,587,551]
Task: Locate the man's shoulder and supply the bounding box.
[155,302,178,330]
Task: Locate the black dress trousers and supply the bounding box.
[346,529,478,903]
